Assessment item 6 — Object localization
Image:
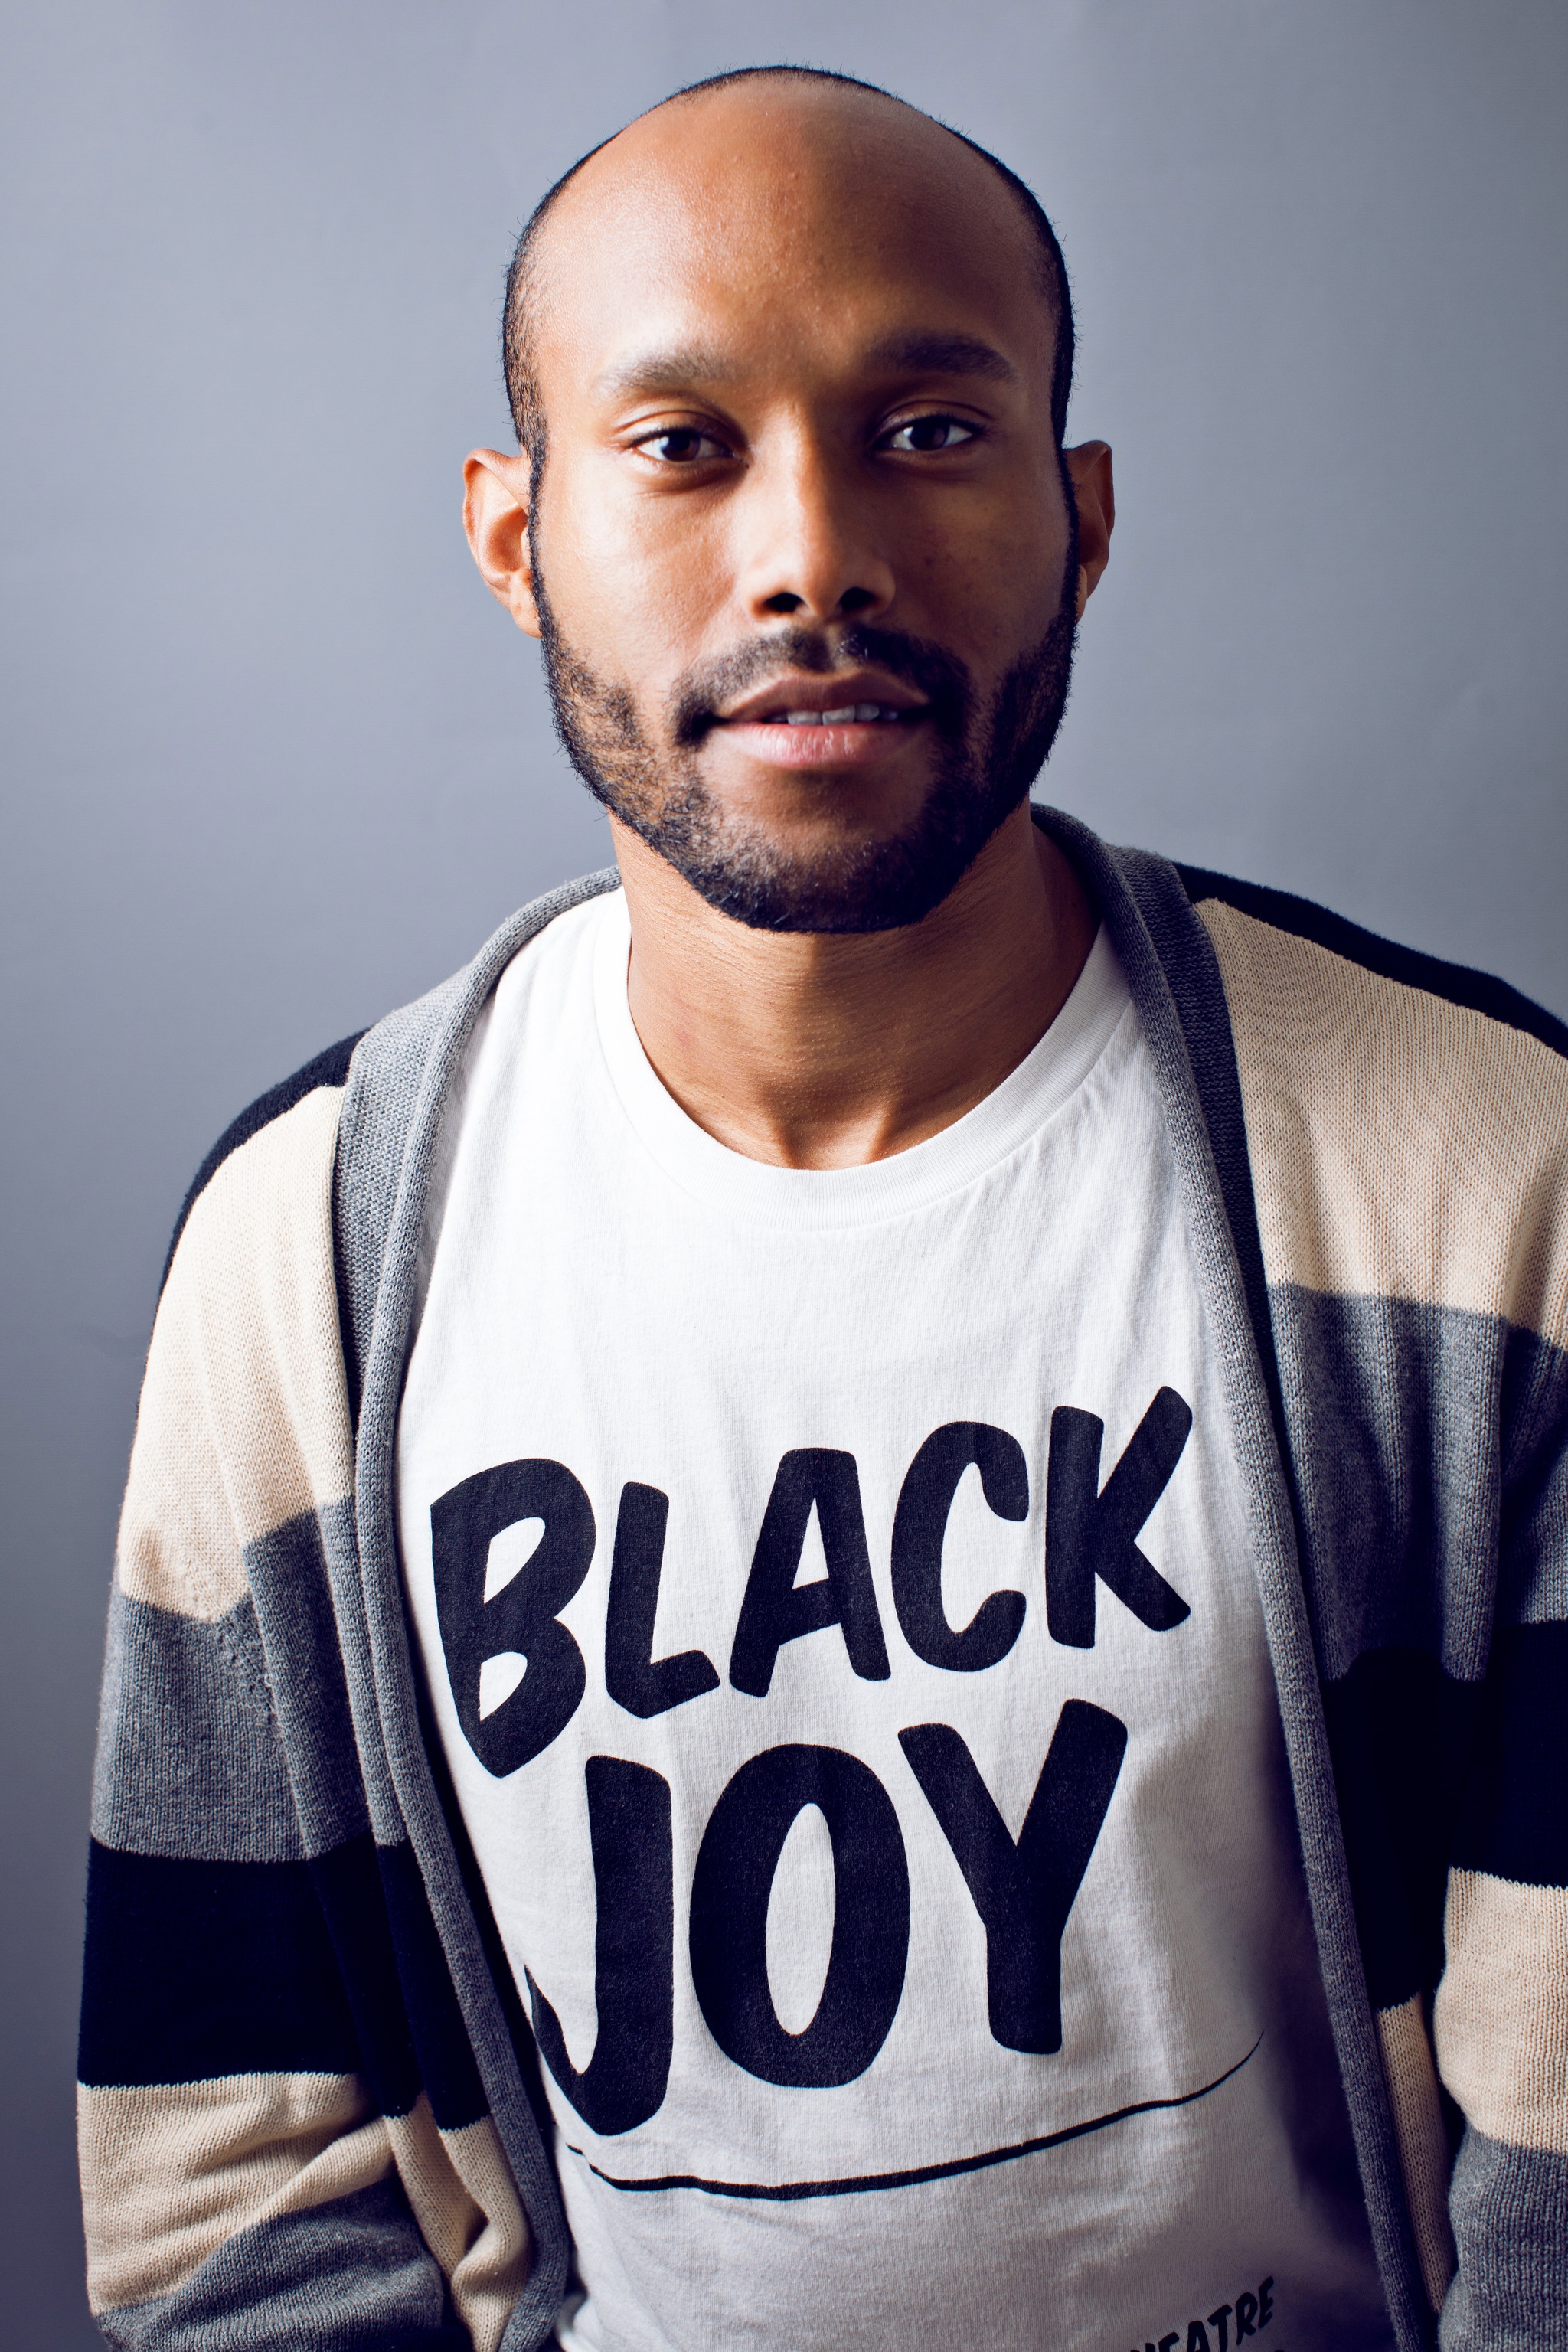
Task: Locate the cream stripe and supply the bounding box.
[384,2102,531,2352]
[442,2115,534,2352]
[1375,1998,1456,2311]
[79,2071,388,2314]
[1434,1867,1568,2155]
[1197,900,1568,1338]
[386,2096,474,2278]
[118,1086,353,1619]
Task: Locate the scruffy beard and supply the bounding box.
[531,540,1080,935]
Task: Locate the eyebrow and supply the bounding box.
[591,330,1018,403]
[862,332,1018,384]
[592,347,739,400]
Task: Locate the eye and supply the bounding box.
[880,414,980,455]
[633,426,731,466]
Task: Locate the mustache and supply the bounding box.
[668,624,973,751]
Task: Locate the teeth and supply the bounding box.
[777,704,902,725]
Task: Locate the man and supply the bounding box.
[78,64,1566,2352]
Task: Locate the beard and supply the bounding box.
[531,529,1080,935]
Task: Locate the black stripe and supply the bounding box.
[79,1841,360,2086]
[1324,1624,1568,2007]
[378,1840,488,2130]
[569,2036,1262,2201]
[308,1834,423,2119]
[1453,1621,1568,1888]
[1321,1648,1478,2011]
[162,1031,365,1294]
[1176,864,1568,1060]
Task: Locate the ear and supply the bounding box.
[1063,441,1114,619]
[463,448,541,637]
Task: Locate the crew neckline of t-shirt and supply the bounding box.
[589,887,1131,1233]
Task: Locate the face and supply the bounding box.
[472,83,1110,932]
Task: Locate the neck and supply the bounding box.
[612,801,1096,1169]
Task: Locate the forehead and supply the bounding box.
[528,83,1054,403]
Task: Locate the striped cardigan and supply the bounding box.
[80,810,1568,2350]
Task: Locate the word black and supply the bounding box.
[430,1395,1190,1778]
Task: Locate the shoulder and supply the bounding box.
[161,1032,363,1295]
[1180,866,1568,1342]
[126,1037,365,1621]
[1178,864,1568,1061]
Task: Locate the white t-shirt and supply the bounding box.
[397,887,1392,2352]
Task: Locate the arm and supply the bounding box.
[79,1071,526,2348]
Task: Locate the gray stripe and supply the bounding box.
[1047,812,1432,2351]
[333,868,619,1416]
[318,1490,408,1849]
[245,1504,371,1857]
[1498,1324,1568,1630]
[334,870,618,2346]
[91,1586,303,1863]
[93,2180,450,2347]
[1440,2128,1568,2350]
[1272,1289,1568,1679]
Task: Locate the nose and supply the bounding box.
[733,435,897,625]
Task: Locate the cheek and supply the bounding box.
[539,466,733,688]
[900,504,1067,671]
[892,441,1073,643]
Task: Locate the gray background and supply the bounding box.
[3,1,1564,2339]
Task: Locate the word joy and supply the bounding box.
[430,1391,1193,1781]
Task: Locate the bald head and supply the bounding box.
[503,68,1074,468]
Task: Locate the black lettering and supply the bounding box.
[899,1701,1127,2053]
[1158,2335,1180,2352]
[1233,2293,1258,2339]
[1207,2306,1233,2350]
[1256,2279,1274,2329]
[1186,2326,1211,2352]
[430,1457,593,1775]
[729,1450,890,1697]
[605,1483,720,1719]
[891,1422,1029,1672]
[689,1743,910,2087]
[1045,1387,1193,1648]
[526,1756,673,2135]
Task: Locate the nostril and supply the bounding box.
[838,586,877,616]
[762,591,805,615]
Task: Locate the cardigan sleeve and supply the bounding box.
[1192,890,1568,2347]
[78,1074,526,2349]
